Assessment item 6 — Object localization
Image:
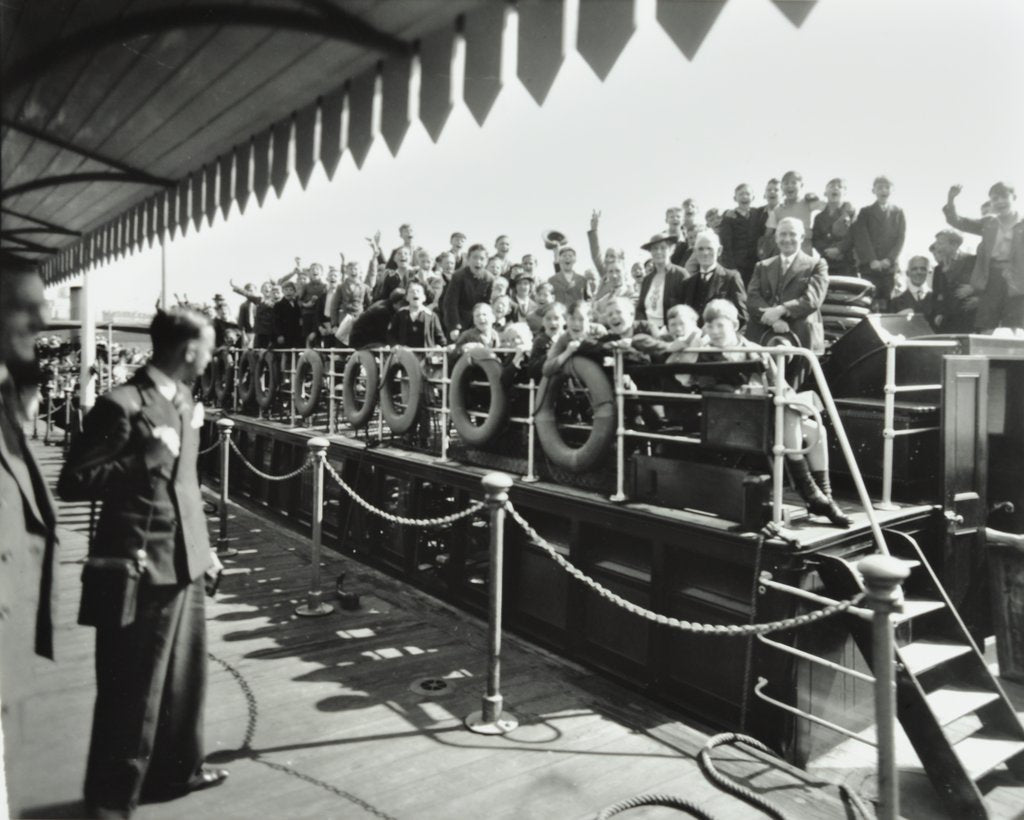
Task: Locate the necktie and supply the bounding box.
[172,386,191,428]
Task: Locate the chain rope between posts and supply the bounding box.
[208,653,397,820]
[35,399,68,421]
[198,438,221,456]
[228,437,313,481]
[505,503,864,636]
[323,460,485,527]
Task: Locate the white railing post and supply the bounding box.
[216,417,238,557]
[436,350,450,462]
[289,349,297,427]
[610,349,627,502]
[523,379,539,483]
[876,342,899,510]
[376,349,385,442]
[295,436,334,618]
[771,353,787,526]
[43,391,53,444]
[858,555,911,820]
[465,472,518,735]
[328,349,337,434]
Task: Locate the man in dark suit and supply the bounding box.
[635,233,690,332]
[890,255,937,327]
[1,261,60,816]
[746,217,829,355]
[682,230,748,328]
[59,306,226,818]
[440,244,495,340]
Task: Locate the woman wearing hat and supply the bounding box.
[508,265,538,324]
[635,232,689,333]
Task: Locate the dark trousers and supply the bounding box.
[85,577,207,812]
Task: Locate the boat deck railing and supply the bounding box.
[876,338,958,509]
[207,341,898,555]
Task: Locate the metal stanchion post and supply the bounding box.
[63,391,72,450]
[289,349,297,427]
[376,349,384,442]
[44,392,53,444]
[328,350,336,434]
[216,418,238,557]
[771,353,787,526]
[610,350,626,502]
[436,352,451,463]
[858,554,911,820]
[876,343,899,511]
[465,472,519,735]
[32,406,39,439]
[523,379,539,483]
[296,436,334,617]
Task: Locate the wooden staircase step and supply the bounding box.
[953,733,1024,782]
[893,599,945,625]
[899,640,972,675]
[924,686,1001,727]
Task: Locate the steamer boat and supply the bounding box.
[5,2,1024,816]
[188,310,1024,819]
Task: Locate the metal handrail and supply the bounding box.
[604,343,891,554]
[877,338,958,509]
[759,573,873,620]
[221,339,892,553]
[754,677,877,747]
[756,633,876,684]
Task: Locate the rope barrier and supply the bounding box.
[228,438,313,481]
[323,460,485,526]
[506,503,864,636]
[198,439,221,456]
[35,399,68,420]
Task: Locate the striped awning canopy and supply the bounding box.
[0,0,816,284]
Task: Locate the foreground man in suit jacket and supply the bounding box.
[0,262,59,816]
[682,230,748,328]
[745,216,829,357]
[59,306,226,818]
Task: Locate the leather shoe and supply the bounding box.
[84,802,131,819]
[144,767,229,801]
[185,766,230,792]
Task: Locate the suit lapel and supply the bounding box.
[135,370,181,436]
[767,257,785,297]
[0,382,52,529]
[780,253,808,293]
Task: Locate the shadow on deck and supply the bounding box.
[3,435,911,819]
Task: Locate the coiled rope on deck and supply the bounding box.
[506,502,864,636]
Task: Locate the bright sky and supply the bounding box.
[50,0,1024,317]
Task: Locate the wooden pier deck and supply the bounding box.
[3,430,1020,819]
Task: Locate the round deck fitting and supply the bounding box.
[409,677,455,697]
[464,710,519,735]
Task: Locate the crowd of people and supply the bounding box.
[195,175,1021,365]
